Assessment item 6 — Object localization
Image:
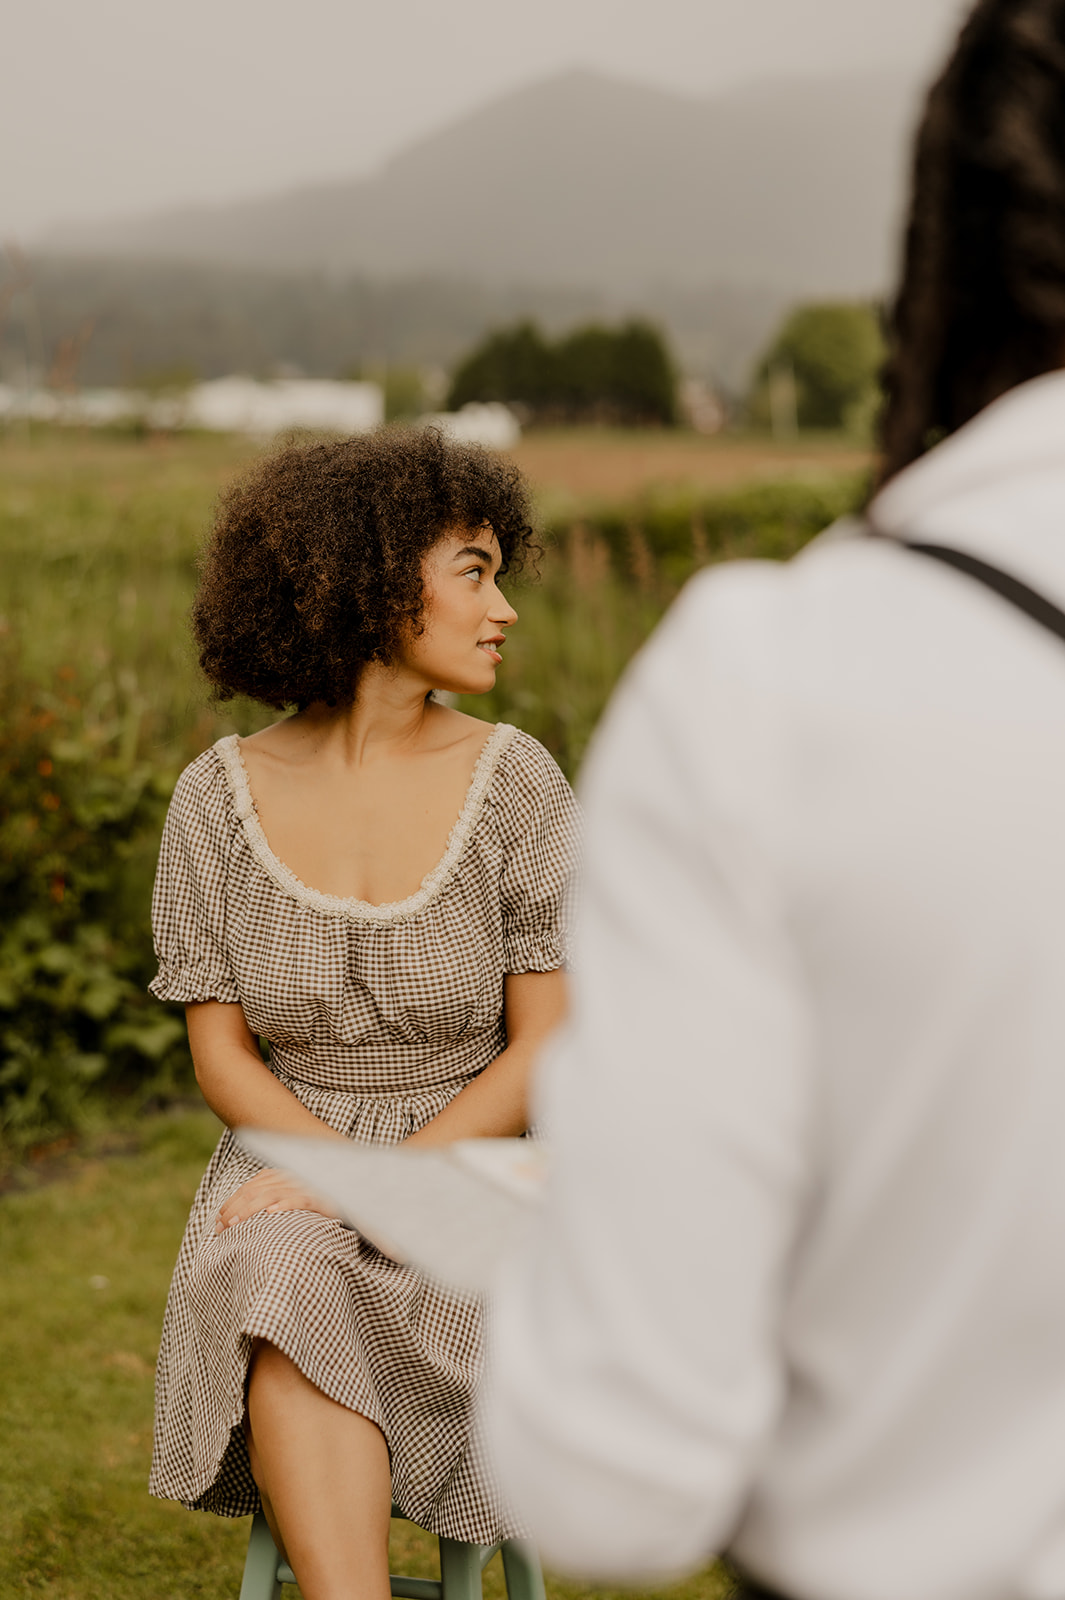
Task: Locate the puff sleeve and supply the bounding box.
[148,750,242,1006]
[494,732,580,973]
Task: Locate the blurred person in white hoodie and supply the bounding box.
[485,4,1065,1598]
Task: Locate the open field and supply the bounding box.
[0,1107,733,1600]
[0,423,868,764]
[0,422,870,529]
[510,427,870,515]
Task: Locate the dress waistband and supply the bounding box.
[269,1062,478,1104]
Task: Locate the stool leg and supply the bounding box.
[439,1536,486,1600]
[240,1510,284,1600]
[501,1539,546,1600]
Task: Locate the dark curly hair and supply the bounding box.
[192,427,536,709]
[879,0,1065,483]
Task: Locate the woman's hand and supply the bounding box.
[215,1169,338,1234]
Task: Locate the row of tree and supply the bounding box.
[2,252,884,436]
[447,319,677,426]
[446,302,884,435]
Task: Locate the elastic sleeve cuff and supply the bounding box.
[148,963,241,1006]
[503,934,570,974]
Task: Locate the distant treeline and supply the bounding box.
[0,256,787,394]
[448,320,676,425]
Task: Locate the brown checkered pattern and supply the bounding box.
[147,724,577,1539]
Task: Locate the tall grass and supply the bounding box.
[0,427,866,1147]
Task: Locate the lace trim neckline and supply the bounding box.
[215,722,518,924]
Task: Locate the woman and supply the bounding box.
[485,4,1065,1600]
[148,427,577,1600]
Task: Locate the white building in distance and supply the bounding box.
[0,382,526,450]
[418,402,521,450]
[183,377,383,435]
[0,376,384,435]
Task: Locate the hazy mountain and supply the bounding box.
[42,68,923,296]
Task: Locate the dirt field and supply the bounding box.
[509,427,871,510]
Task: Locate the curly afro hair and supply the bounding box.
[192,427,537,709]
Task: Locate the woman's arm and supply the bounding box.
[186,1000,342,1137]
[404,969,567,1148]
[188,1001,346,1233]
[201,971,565,1228]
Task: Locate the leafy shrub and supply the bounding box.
[546,472,868,582]
[0,650,191,1149]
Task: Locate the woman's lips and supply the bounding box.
[478,639,504,663]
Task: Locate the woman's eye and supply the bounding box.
[462,567,484,583]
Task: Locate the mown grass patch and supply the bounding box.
[0,1107,731,1600]
[0,1108,249,1596]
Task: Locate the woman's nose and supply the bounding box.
[491,587,518,626]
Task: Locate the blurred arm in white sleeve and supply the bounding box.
[484,563,816,1582]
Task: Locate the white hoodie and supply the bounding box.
[487,370,1065,1600]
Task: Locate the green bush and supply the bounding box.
[545,474,867,581]
[448,319,676,426]
[751,302,885,432]
[0,652,191,1147]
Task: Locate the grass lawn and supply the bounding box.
[0,1109,731,1600]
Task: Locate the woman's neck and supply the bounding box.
[285,663,441,769]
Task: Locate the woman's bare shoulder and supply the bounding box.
[427,704,498,756]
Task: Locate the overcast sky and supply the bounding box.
[5,0,968,239]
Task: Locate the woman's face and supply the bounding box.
[399,527,518,695]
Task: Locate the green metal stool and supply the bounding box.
[238,1501,547,1600]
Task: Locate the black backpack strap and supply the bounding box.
[895,538,1065,647]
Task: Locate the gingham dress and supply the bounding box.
[147,722,577,1537]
